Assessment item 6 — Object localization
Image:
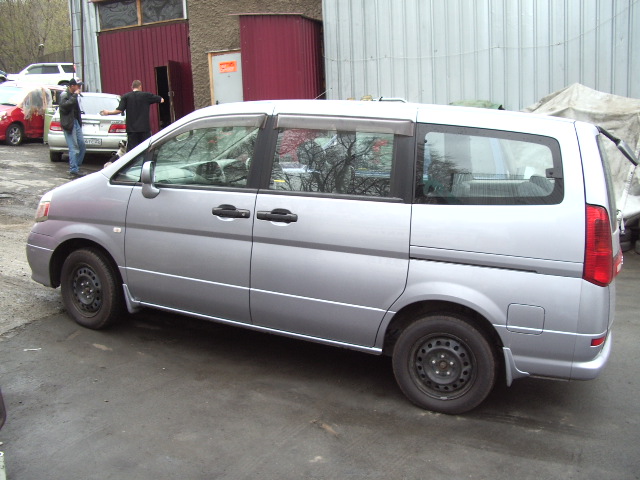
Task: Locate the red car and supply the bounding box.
[0,84,56,146]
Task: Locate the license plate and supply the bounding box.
[85,138,102,145]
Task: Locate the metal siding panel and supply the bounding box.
[582,0,600,89]
[549,1,565,95]
[475,0,493,102]
[602,0,616,92]
[631,0,640,97]
[404,0,422,102]
[612,0,630,95]
[417,1,435,103]
[533,1,551,104]
[323,0,640,109]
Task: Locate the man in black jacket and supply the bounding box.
[58,79,86,177]
[100,79,164,152]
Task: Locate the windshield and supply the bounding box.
[79,96,121,115]
[0,87,25,106]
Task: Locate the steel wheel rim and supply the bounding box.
[410,334,475,400]
[71,265,102,315]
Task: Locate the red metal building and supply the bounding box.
[98,21,194,133]
[239,14,324,101]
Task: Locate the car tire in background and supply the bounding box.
[5,123,24,146]
[620,227,633,252]
[50,151,63,162]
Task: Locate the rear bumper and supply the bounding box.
[570,331,613,380]
[48,131,126,155]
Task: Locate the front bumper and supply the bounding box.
[26,231,56,287]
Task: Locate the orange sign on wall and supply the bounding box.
[219,61,238,73]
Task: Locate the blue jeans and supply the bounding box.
[64,120,86,173]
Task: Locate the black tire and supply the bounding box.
[392,314,497,414]
[60,248,124,329]
[50,150,63,162]
[6,123,24,146]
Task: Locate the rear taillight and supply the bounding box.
[108,123,126,134]
[49,121,62,132]
[583,204,620,286]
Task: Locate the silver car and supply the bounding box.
[26,99,630,414]
[48,92,126,162]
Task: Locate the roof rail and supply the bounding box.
[375,97,407,103]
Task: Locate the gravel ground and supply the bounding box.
[0,142,102,336]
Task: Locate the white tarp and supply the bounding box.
[524,83,640,220]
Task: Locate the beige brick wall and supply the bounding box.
[188,0,322,109]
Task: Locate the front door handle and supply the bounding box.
[256,208,298,223]
[212,204,250,219]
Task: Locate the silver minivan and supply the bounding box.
[26,100,631,414]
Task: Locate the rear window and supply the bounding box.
[61,64,75,73]
[79,96,121,115]
[415,124,563,205]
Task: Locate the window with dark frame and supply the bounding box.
[97,0,185,31]
[270,127,395,198]
[415,124,564,205]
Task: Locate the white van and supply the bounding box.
[26,100,636,414]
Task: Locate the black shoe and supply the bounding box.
[68,171,84,178]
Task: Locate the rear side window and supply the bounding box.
[415,125,563,205]
[61,64,75,74]
[26,66,45,74]
[270,128,395,197]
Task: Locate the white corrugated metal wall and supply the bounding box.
[322,0,640,109]
[69,0,102,92]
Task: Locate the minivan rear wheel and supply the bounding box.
[60,248,124,329]
[392,314,497,414]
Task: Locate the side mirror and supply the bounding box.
[141,161,160,199]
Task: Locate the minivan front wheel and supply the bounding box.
[392,314,497,414]
[60,248,123,329]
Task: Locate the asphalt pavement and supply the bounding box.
[0,143,639,479]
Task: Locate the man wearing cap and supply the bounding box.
[58,79,86,177]
[100,79,164,152]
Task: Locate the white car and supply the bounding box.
[48,92,127,162]
[7,63,77,86]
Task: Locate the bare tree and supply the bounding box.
[0,0,71,72]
